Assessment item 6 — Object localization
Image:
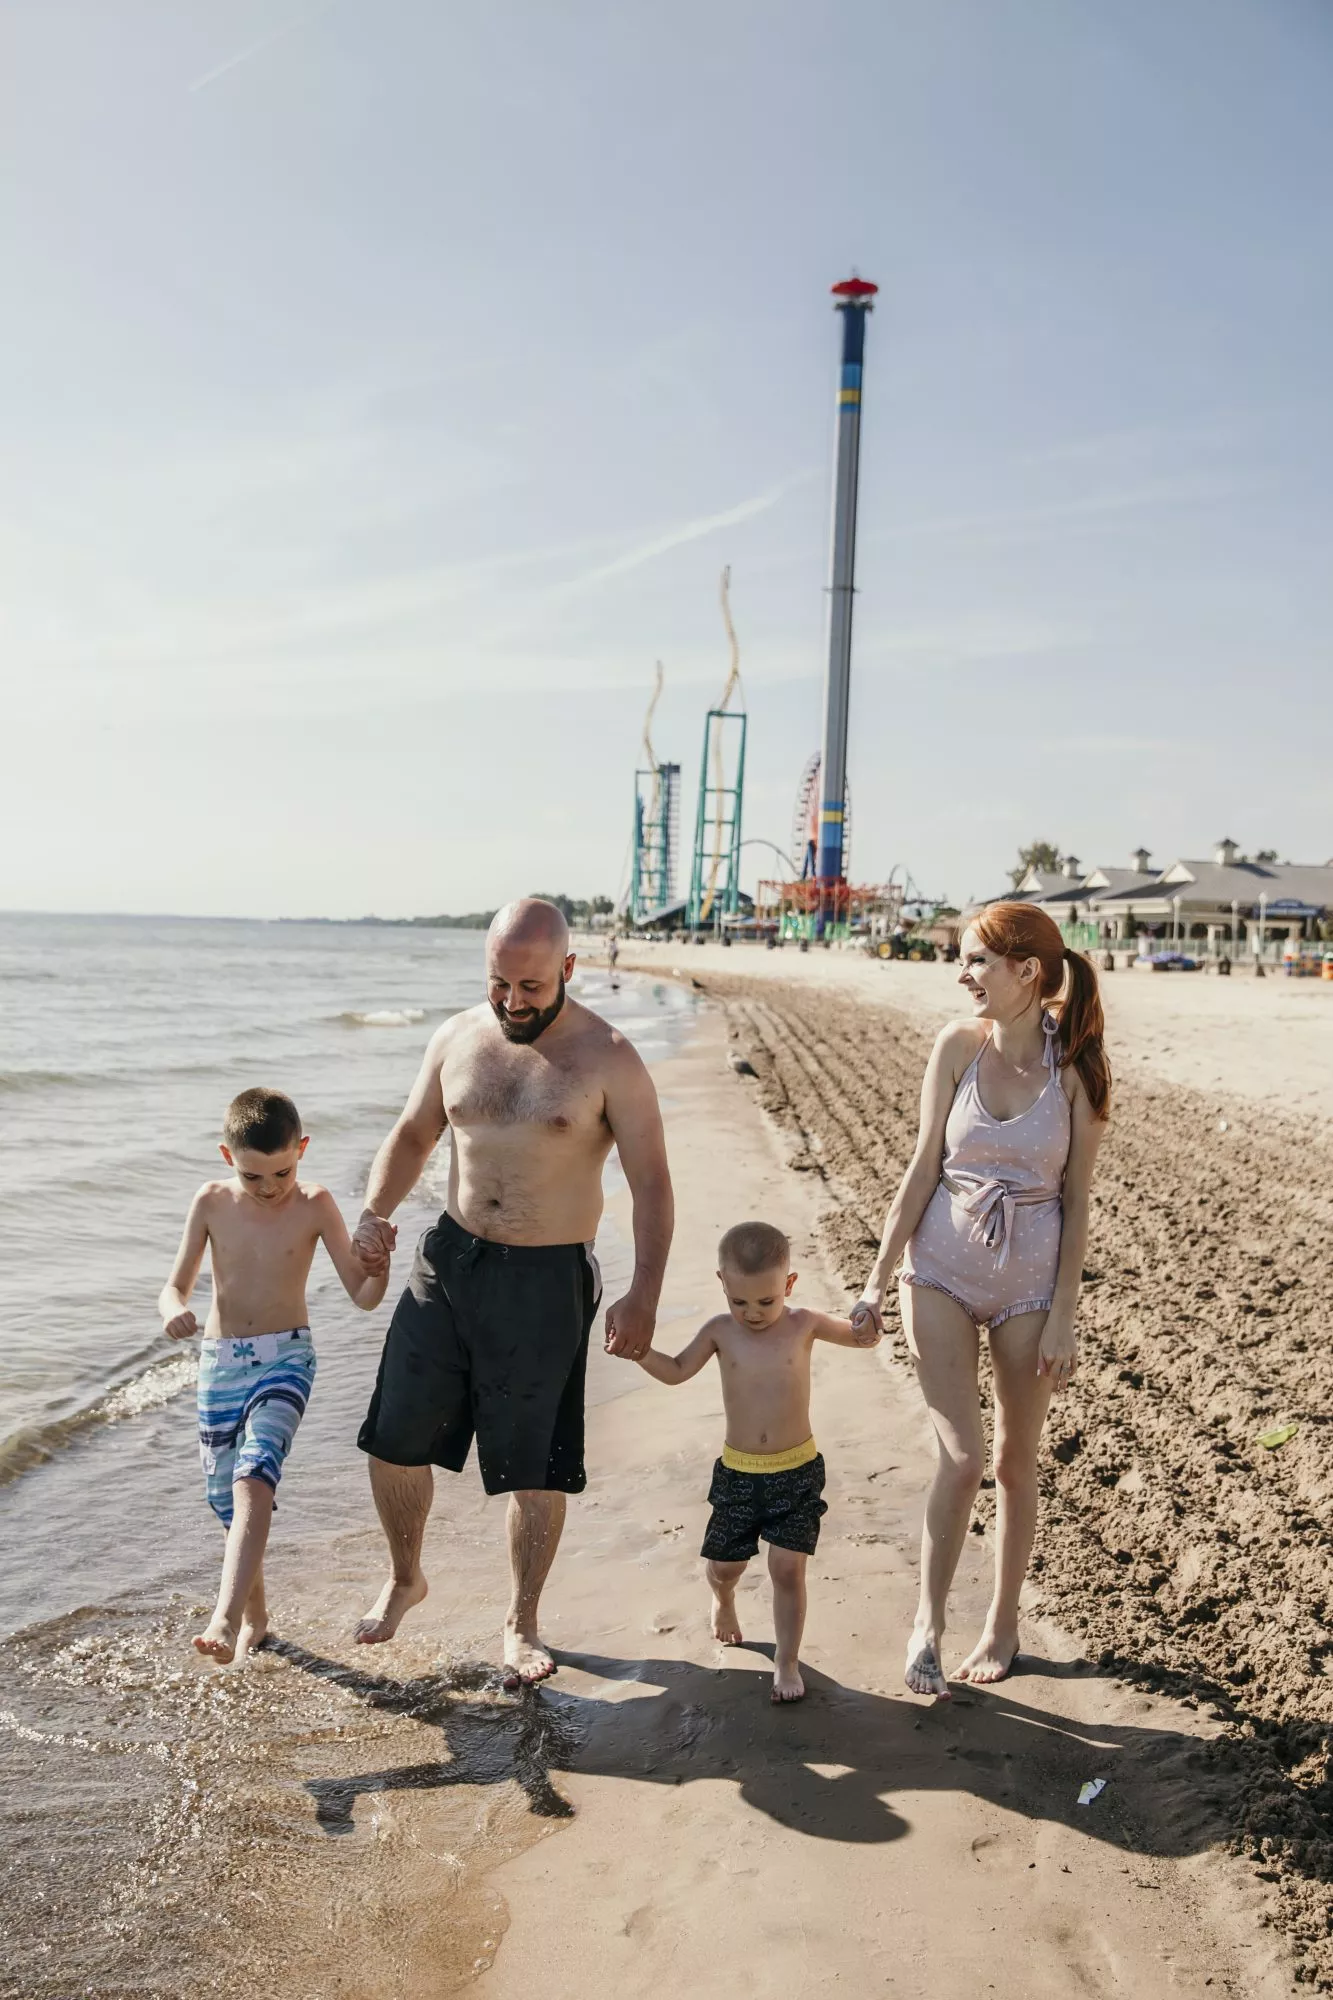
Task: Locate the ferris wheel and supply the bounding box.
[792,753,851,880]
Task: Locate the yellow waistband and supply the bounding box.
[721,1437,818,1475]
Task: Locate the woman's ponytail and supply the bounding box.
[1059,947,1111,1120]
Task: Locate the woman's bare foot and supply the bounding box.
[501,1623,556,1690]
[354,1572,427,1645]
[193,1615,237,1665]
[772,1661,805,1703]
[956,1626,1019,1684]
[904,1629,951,1699]
[710,1594,743,1645]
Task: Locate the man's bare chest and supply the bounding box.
[442,1046,604,1136]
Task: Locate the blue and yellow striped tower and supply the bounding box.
[816,274,877,902]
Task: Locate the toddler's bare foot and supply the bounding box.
[956,1626,1018,1685]
[501,1624,556,1690]
[772,1661,805,1703]
[193,1615,237,1665]
[711,1596,743,1646]
[354,1572,427,1645]
[904,1629,951,1699]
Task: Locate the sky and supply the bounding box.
[3,0,1331,918]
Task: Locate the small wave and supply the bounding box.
[0,1353,197,1488]
[0,1068,84,1093]
[337,1008,428,1028]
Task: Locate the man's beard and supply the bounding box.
[492,975,566,1044]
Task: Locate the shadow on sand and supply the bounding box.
[268,1635,1224,1857]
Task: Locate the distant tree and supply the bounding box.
[1253,848,1278,863]
[1008,841,1062,889]
[589,895,615,917]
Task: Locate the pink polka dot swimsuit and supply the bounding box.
[902,1012,1070,1329]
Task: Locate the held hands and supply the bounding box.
[164,1309,198,1341]
[1037,1311,1078,1389]
[604,1291,655,1361]
[353,1211,397,1277]
[850,1298,884,1347]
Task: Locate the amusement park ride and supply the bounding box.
[626,273,932,942]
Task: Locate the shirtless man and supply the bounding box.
[351,898,674,1685]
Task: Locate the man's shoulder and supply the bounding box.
[565,1000,643,1070]
[433,1004,491,1058]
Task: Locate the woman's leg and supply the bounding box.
[957,1309,1055,1683]
[899,1283,985,1697]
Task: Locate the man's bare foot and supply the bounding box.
[501,1624,556,1690]
[772,1661,805,1703]
[193,1615,237,1665]
[235,1615,269,1662]
[354,1572,427,1645]
[904,1630,951,1699]
[956,1627,1018,1684]
[711,1595,743,1645]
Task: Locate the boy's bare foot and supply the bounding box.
[193,1615,237,1665]
[904,1629,951,1699]
[956,1626,1019,1684]
[772,1662,805,1703]
[236,1615,270,1661]
[711,1596,743,1645]
[501,1623,556,1690]
[354,1572,427,1645]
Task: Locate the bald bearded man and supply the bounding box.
[350,898,674,1686]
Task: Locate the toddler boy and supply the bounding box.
[623,1220,880,1702]
[159,1088,387,1663]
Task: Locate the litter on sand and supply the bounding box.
[1256,1422,1299,1451]
[1077,1779,1107,1807]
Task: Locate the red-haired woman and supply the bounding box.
[852,903,1111,1696]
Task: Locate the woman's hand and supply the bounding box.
[850,1297,883,1343]
[1037,1310,1078,1389]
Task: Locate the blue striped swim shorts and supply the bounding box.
[197,1328,316,1527]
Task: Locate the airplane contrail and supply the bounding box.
[188,1,336,93]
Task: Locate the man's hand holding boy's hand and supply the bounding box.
[164,1309,198,1341]
[353,1211,397,1275]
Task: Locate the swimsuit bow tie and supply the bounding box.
[955,1178,1020,1270]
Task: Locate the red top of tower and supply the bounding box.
[831,276,878,299]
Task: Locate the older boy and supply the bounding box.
[622,1221,880,1702]
[159,1088,386,1664]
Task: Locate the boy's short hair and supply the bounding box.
[718,1220,791,1275]
[223,1088,302,1155]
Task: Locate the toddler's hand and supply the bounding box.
[850,1299,882,1346]
[164,1310,198,1341]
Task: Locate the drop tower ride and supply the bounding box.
[815,274,877,918]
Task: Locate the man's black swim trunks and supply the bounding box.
[700,1450,827,1563]
[357,1213,602,1495]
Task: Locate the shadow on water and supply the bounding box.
[271,1636,1227,1857]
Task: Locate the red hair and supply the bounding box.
[971,901,1111,1120]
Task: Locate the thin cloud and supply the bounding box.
[867,478,1238,549]
[559,475,813,594]
[188,2,336,93]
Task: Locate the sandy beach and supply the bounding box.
[6,948,1328,1996]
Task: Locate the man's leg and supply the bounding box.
[355,1458,433,1644]
[195,1477,273,1664]
[502,1489,566,1686]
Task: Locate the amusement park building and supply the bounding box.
[975,840,1333,948]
